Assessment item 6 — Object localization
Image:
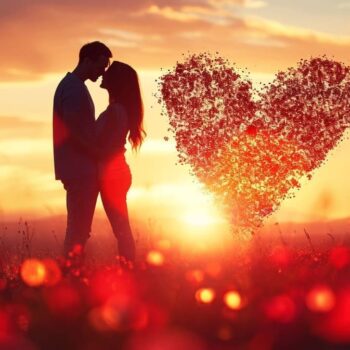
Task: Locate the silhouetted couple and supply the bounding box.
[53,41,145,264]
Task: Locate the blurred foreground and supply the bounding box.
[0,216,350,349]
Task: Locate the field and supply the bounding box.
[0,216,350,350]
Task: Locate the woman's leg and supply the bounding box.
[100,168,136,262]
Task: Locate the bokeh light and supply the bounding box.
[146,250,165,266]
[195,288,215,304]
[20,259,46,287]
[224,291,242,310]
[315,288,350,343]
[306,285,335,313]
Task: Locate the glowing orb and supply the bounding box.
[20,259,46,287]
[224,291,242,310]
[146,250,164,266]
[306,285,335,313]
[195,288,215,304]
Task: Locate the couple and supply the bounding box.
[53,41,145,264]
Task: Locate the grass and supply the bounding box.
[0,218,350,349]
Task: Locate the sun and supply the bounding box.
[182,210,223,227]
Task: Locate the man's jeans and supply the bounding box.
[62,177,99,256]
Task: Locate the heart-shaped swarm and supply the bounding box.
[159,54,350,235]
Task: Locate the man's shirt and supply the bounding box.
[53,72,97,181]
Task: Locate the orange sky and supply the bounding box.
[1,0,350,234]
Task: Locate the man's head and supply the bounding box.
[78,41,112,82]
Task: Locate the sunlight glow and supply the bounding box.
[182,210,222,227]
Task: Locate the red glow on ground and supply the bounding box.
[269,246,291,267]
[0,310,11,339]
[217,325,233,341]
[185,269,204,284]
[264,294,297,323]
[44,283,81,318]
[329,246,350,269]
[124,329,206,350]
[89,299,140,332]
[205,262,222,278]
[89,269,136,305]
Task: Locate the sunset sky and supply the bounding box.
[1,0,350,233]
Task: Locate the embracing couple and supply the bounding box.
[53,41,145,264]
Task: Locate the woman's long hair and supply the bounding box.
[105,61,146,150]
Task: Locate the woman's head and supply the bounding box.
[101,61,146,150]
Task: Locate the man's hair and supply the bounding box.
[78,41,112,64]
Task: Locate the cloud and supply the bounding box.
[244,16,350,45]
[0,0,349,81]
[338,2,350,9]
[208,0,267,9]
[244,0,268,8]
[0,116,49,139]
[144,4,232,24]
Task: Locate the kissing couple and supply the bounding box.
[53,41,146,265]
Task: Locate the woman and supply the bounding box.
[96,61,146,264]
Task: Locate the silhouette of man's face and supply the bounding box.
[88,55,110,82]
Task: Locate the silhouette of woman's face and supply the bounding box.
[100,71,109,89]
[100,68,117,92]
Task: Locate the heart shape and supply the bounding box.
[159,54,350,235]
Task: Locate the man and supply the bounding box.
[53,41,112,256]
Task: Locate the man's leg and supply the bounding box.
[62,177,99,256]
